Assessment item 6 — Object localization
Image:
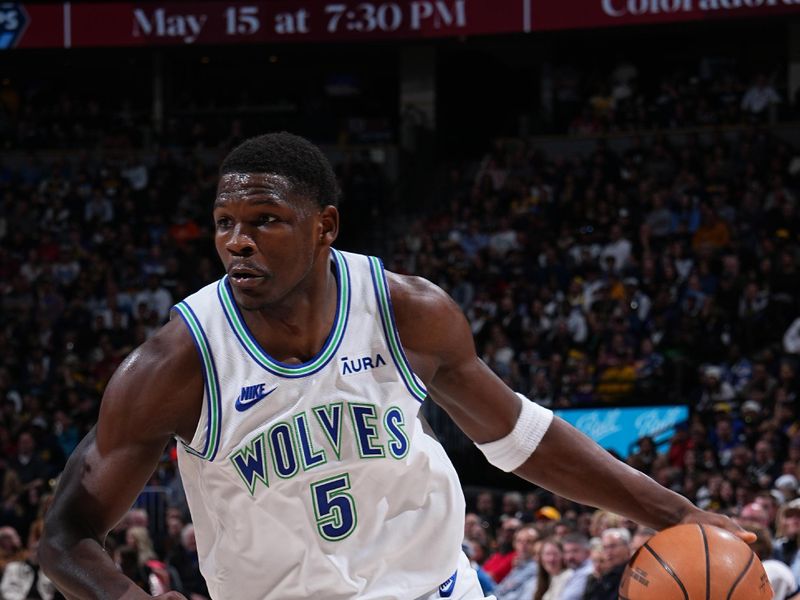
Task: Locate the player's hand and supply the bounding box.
[153,594,189,600]
[679,508,757,544]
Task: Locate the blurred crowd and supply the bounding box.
[560,63,786,135]
[0,144,220,598]
[393,128,799,408]
[0,54,792,153]
[1,55,800,599]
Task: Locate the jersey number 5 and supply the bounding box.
[310,473,357,541]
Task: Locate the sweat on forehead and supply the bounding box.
[215,173,316,212]
[217,172,290,195]
[216,171,298,197]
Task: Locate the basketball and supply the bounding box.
[619,524,773,599]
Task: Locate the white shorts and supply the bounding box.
[415,552,496,600]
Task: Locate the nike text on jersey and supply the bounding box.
[235,383,277,412]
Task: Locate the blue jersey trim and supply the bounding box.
[368,256,427,403]
[216,249,351,378]
[173,301,223,461]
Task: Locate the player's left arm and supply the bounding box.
[389,272,753,540]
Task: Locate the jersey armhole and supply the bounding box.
[367,256,427,404]
[172,301,222,461]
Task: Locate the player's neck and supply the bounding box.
[240,254,338,365]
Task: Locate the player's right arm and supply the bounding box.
[39,318,202,600]
[390,272,754,541]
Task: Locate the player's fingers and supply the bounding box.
[680,510,757,544]
[733,530,757,544]
[713,514,757,544]
[155,593,189,600]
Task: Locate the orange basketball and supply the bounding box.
[619,523,773,599]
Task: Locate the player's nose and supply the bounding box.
[226,224,256,256]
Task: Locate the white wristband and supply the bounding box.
[475,393,554,472]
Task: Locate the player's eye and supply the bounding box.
[256,215,278,226]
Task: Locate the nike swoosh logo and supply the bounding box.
[234,386,278,412]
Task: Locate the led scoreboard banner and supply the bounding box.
[2,0,800,49]
[3,0,522,48]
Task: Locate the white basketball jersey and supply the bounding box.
[173,249,466,600]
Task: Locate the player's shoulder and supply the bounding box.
[385,271,462,323]
[385,270,471,353]
[116,317,199,384]
[98,317,202,440]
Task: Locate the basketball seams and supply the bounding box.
[724,551,755,600]
[622,524,768,600]
[643,542,690,600]
[698,523,710,600]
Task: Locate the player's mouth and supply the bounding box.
[229,265,268,288]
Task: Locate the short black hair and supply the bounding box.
[220,132,340,208]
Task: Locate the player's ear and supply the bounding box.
[318,205,339,246]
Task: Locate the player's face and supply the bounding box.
[213,172,334,310]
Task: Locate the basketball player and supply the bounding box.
[39,133,753,600]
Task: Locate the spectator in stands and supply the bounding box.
[167,524,208,599]
[583,527,631,600]
[775,499,800,581]
[0,516,57,600]
[741,75,781,122]
[534,537,573,600]
[776,476,800,505]
[112,546,149,594]
[9,432,49,492]
[751,439,782,483]
[494,525,539,600]
[134,275,173,325]
[583,537,608,598]
[560,532,593,600]
[7,432,51,540]
[743,362,778,407]
[500,491,525,522]
[475,490,499,531]
[0,457,22,527]
[465,512,491,546]
[628,437,658,475]
[692,204,731,253]
[738,501,771,530]
[462,538,496,595]
[0,556,57,600]
[749,525,798,600]
[484,517,522,584]
[697,366,736,413]
[125,525,157,567]
[599,224,632,274]
[0,526,25,575]
[158,509,187,560]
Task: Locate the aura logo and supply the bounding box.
[340,353,386,375]
[0,3,29,49]
[235,383,276,412]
